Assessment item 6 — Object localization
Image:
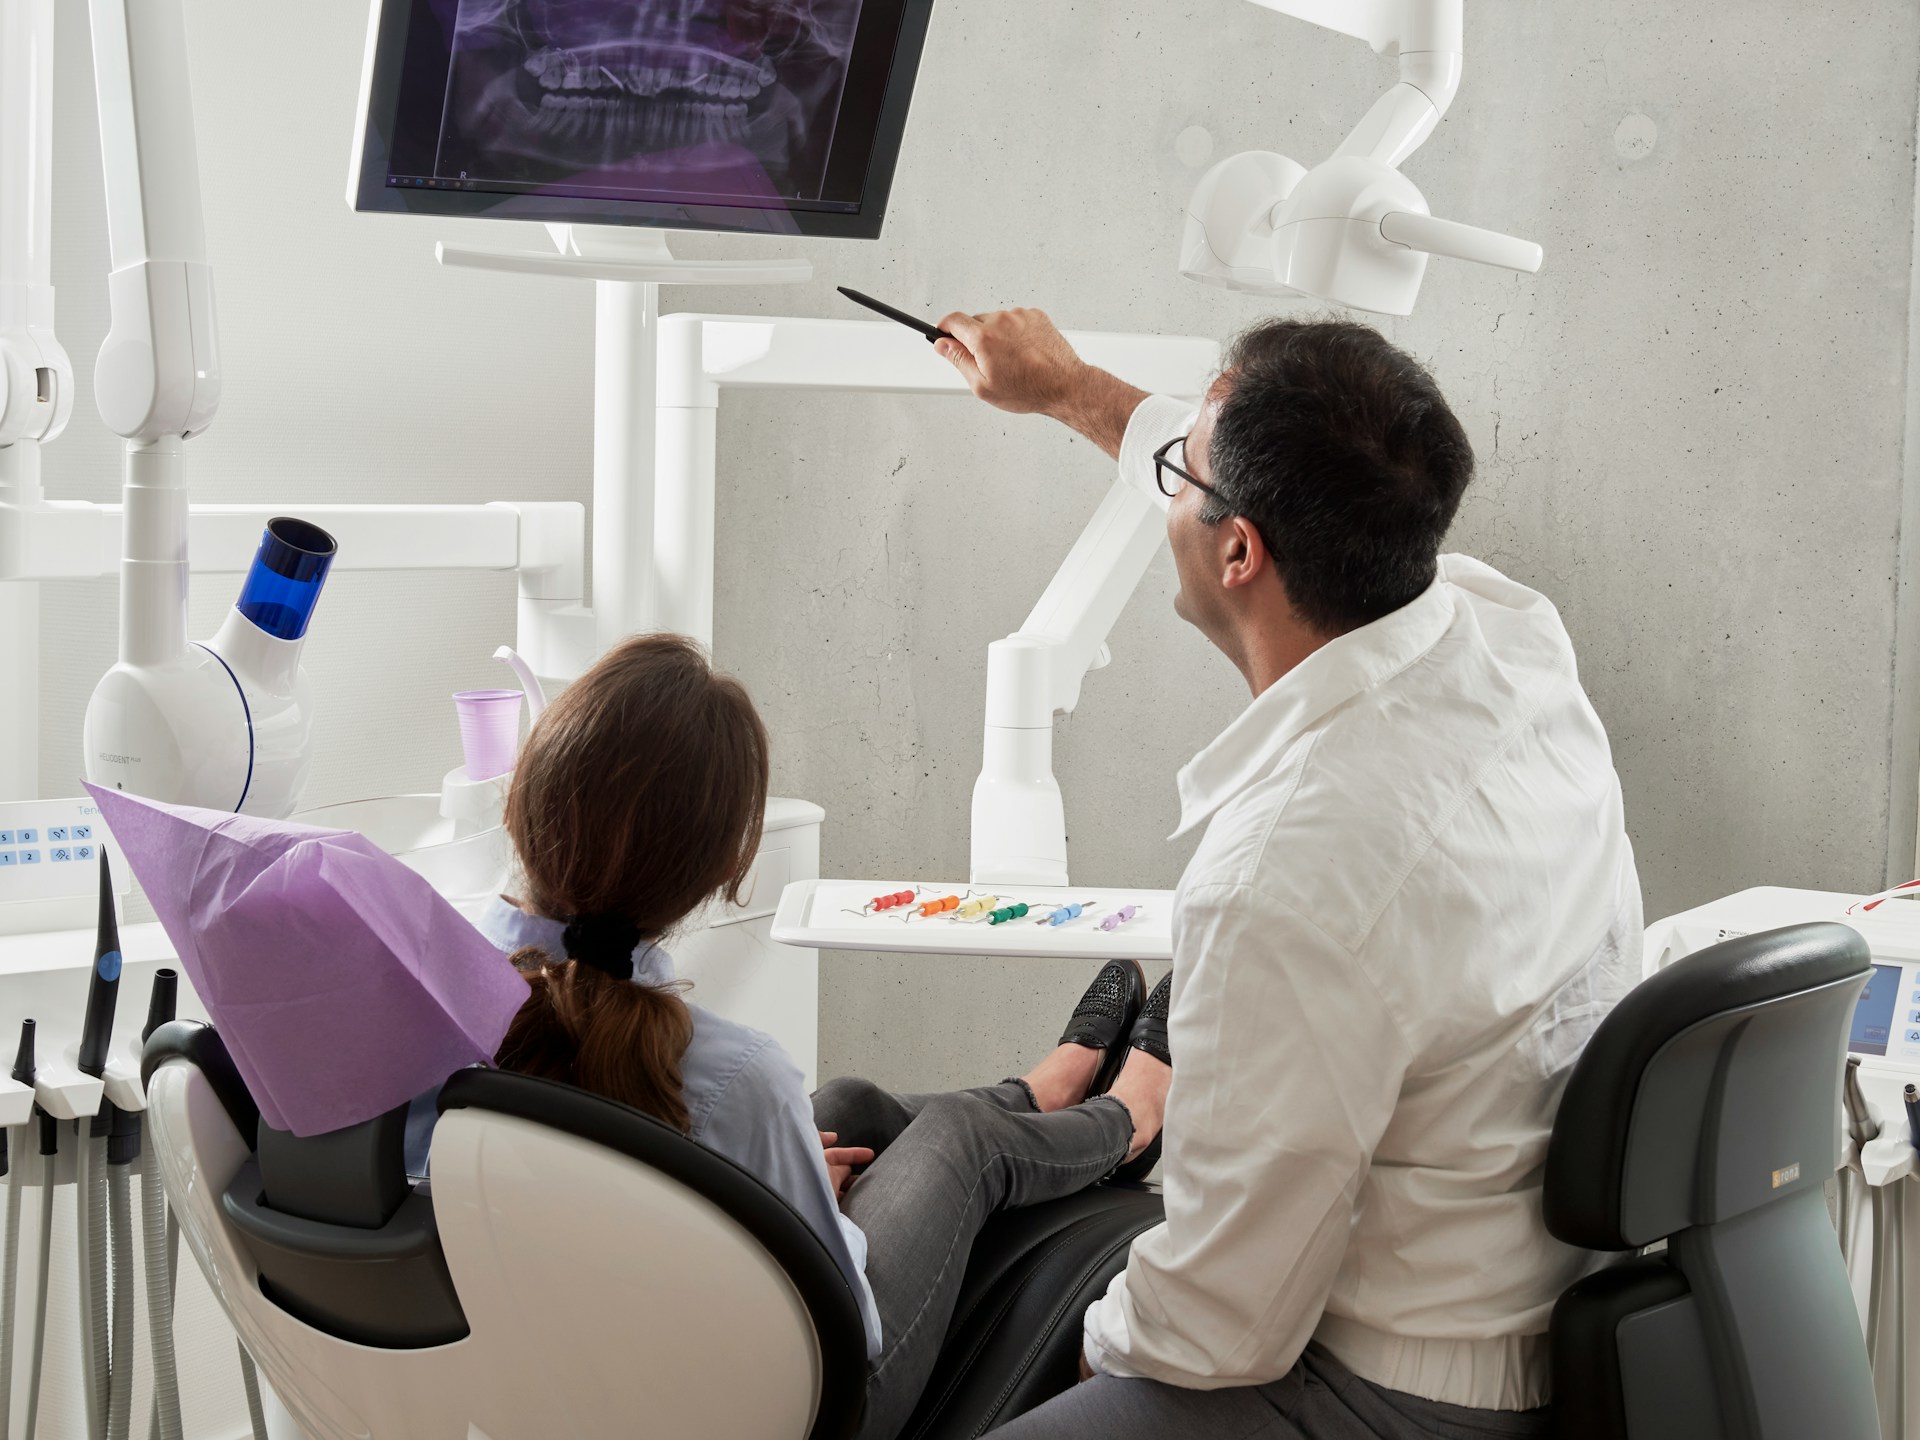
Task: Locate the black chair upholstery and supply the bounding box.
[1543,922,1878,1440]
[902,1183,1164,1439]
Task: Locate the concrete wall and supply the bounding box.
[31,2,1920,1094]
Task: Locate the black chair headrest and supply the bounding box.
[1544,921,1869,1251]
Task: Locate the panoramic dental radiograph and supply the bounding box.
[441,0,863,202]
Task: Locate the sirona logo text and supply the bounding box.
[98,753,140,766]
[1770,1163,1801,1189]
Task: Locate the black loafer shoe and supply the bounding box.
[1111,972,1171,1184]
[1058,959,1147,1099]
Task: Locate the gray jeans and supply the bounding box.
[811,1075,1134,1440]
[991,1341,1552,1439]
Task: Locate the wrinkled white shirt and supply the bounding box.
[1082,396,1643,1410]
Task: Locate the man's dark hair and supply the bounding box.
[1203,318,1474,634]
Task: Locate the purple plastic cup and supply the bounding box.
[453,689,524,781]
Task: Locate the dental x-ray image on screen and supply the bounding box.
[352,0,932,237]
[440,0,863,204]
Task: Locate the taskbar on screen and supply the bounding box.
[384,174,860,215]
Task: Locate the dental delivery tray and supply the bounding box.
[772,880,1174,961]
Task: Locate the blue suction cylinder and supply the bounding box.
[234,517,337,640]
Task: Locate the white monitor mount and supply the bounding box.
[1182,0,1541,315]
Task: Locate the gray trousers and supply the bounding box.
[811,1075,1134,1440]
[991,1342,1552,1439]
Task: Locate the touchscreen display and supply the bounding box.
[1849,962,1901,1056]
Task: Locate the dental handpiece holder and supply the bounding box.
[84,513,336,818]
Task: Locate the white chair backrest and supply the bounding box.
[146,1058,826,1440]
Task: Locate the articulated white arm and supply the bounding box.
[0,0,71,450]
[88,0,219,443]
[1244,0,1460,57]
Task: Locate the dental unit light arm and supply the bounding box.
[1185,0,1541,315]
[80,0,340,818]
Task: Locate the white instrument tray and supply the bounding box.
[772,880,1173,961]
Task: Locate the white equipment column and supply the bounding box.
[0,0,72,803]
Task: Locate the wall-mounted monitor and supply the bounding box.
[349,0,936,239]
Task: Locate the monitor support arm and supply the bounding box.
[969,471,1174,888]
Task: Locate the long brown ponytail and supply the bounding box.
[492,634,771,1133]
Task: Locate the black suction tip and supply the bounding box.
[143,970,178,1044]
[10,1019,33,1087]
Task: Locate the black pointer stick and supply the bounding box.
[836,286,955,343]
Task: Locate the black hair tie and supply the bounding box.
[561,913,641,981]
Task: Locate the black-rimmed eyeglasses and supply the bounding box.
[1153,434,1219,500]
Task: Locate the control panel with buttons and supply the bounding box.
[0,798,123,909]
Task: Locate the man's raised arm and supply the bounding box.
[935,308,1150,460]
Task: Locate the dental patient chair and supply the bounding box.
[142,1025,1161,1440]
[1544,921,1880,1440]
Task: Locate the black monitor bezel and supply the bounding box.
[349,0,936,240]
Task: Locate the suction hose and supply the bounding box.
[105,1165,132,1440]
[140,1149,180,1440]
[0,1018,36,1440]
[0,1153,18,1440]
[141,972,181,1440]
[23,1114,54,1440]
[76,1136,108,1440]
[238,1346,266,1440]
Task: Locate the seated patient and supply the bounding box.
[479,633,1173,1440]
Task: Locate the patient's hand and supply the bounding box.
[818,1131,876,1199]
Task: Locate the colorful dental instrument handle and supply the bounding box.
[1098,906,1140,932]
[870,889,916,912]
[987,903,1031,925]
[956,896,1000,919]
[917,895,962,918]
[1041,901,1097,927]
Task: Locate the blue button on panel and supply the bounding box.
[72,826,91,840]
[17,830,36,844]
[49,848,69,863]
[0,853,13,868]
[0,833,12,846]
[47,827,66,843]
[74,845,93,862]
[1911,1010,1920,1025]
[1908,1029,1920,1045]
[18,851,37,865]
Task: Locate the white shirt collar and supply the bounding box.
[476,895,677,986]
[1172,574,1458,838]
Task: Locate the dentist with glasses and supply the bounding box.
[934,309,1642,1440]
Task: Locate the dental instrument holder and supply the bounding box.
[1180,0,1543,315]
[433,225,811,670]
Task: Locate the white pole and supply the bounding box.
[591,279,660,653]
[651,405,718,651]
[0,444,41,802]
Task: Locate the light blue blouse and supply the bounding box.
[439,899,884,1359]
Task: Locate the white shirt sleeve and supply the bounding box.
[1083,880,1412,1388]
[1117,393,1198,509]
